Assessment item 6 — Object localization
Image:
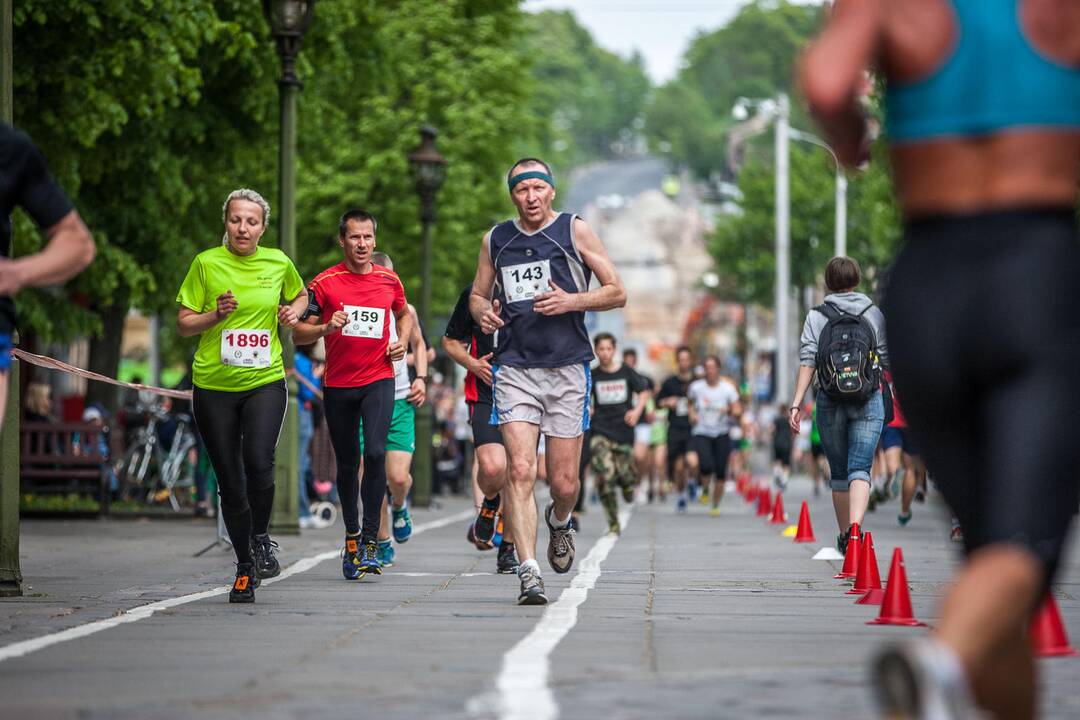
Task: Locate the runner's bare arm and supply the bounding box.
[788,365,816,435]
[626,388,652,426]
[388,304,414,362]
[177,290,240,337]
[470,231,503,332]
[799,0,883,167]
[292,308,346,345]
[277,293,308,329]
[533,217,625,316]
[0,210,95,296]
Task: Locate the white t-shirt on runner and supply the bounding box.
[687,378,740,438]
[390,322,410,401]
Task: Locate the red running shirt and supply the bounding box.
[307,263,407,388]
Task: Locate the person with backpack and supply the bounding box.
[788,256,888,555]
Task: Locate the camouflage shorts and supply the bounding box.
[590,434,635,488]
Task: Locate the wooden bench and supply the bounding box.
[20,421,111,515]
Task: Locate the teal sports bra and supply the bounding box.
[886,0,1080,142]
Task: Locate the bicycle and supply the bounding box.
[116,403,197,511]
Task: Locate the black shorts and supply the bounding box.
[691,433,731,478]
[773,444,792,464]
[667,432,690,459]
[810,442,824,460]
[883,207,1080,585]
[470,402,503,447]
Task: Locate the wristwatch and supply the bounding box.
[418,375,431,384]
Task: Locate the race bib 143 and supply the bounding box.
[500,260,550,303]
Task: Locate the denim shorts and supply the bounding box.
[816,389,884,491]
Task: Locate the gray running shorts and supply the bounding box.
[490,363,591,438]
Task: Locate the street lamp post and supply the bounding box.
[789,128,847,258]
[0,0,22,598]
[408,127,447,509]
[263,0,314,535]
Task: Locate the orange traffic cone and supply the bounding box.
[834,522,861,580]
[756,487,772,517]
[736,475,746,496]
[867,548,925,626]
[768,494,787,525]
[1030,593,1078,658]
[849,531,883,599]
[746,483,758,504]
[793,501,816,543]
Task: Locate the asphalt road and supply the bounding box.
[561,156,669,212]
[1,480,1078,720]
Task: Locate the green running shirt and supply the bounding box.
[176,245,304,392]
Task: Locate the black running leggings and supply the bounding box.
[192,379,287,564]
[883,208,1080,589]
[324,379,395,540]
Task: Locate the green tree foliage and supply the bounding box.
[709,141,902,306]
[645,0,824,175]
[522,10,651,170]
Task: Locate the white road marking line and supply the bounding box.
[0,509,473,664]
[468,504,634,720]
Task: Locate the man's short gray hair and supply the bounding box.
[222,188,271,246]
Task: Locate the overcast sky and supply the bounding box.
[522,0,821,84]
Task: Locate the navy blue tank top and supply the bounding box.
[489,212,594,368]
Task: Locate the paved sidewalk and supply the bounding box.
[0,482,1077,719]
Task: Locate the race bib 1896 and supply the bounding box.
[500,260,550,303]
[342,305,385,338]
[220,329,271,368]
[595,379,629,405]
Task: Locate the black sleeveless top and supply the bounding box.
[488,212,594,368]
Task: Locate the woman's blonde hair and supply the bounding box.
[25,382,52,417]
[221,188,271,246]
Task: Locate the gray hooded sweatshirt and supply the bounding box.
[798,292,889,368]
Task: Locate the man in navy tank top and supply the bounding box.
[470,158,626,605]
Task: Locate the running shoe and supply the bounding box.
[708,507,721,517]
[342,537,363,580]
[229,562,257,604]
[887,469,903,499]
[872,640,975,720]
[867,487,882,512]
[473,495,500,547]
[569,514,581,533]
[676,496,688,514]
[837,524,860,555]
[619,480,635,504]
[466,522,477,546]
[359,540,383,575]
[376,539,395,568]
[392,503,413,543]
[493,516,504,547]
[607,521,621,535]
[647,488,655,504]
[898,511,912,527]
[497,541,520,574]
[950,524,964,543]
[544,502,576,574]
[687,481,698,503]
[517,563,548,605]
[251,533,281,579]
[914,488,926,504]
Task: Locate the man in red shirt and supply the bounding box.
[294,208,413,579]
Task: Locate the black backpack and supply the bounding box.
[814,302,882,404]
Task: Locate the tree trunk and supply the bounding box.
[85,304,126,416]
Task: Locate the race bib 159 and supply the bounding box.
[342,305,385,338]
[220,329,271,368]
[500,260,550,303]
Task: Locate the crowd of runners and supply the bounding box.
[2,1,1078,717]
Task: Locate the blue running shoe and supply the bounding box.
[677,496,688,514]
[342,537,362,580]
[359,540,383,575]
[376,539,395,567]
[392,503,413,543]
[687,481,698,503]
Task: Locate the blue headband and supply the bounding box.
[508,170,555,192]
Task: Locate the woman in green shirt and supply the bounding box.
[176,188,307,603]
